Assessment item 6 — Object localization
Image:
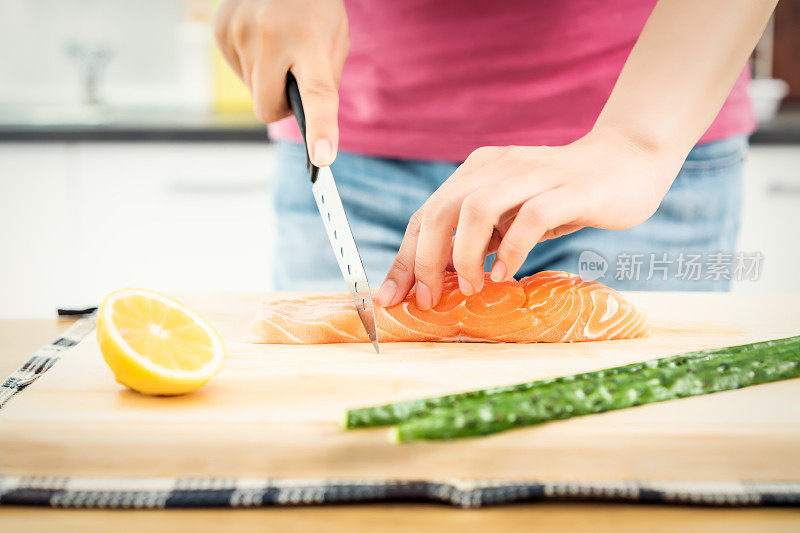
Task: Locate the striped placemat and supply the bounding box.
[1,477,799,509]
[2,318,799,508]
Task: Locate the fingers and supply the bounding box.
[450,176,553,293]
[215,2,280,107]
[248,43,340,166]
[212,0,245,80]
[451,194,494,295]
[493,188,578,279]
[403,150,509,299]
[250,46,291,123]
[379,146,575,309]
[213,0,345,167]
[375,211,423,308]
[486,229,503,257]
[376,196,458,311]
[292,56,340,167]
[540,224,583,242]
[376,157,490,308]
[413,201,459,309]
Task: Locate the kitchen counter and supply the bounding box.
[750,104,800,144]
[0,108,267,143]
[1,105,799,144]
[1,318,799,530]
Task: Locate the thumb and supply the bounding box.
[292,56,340,167]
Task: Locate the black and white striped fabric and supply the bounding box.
[0,316,96,409]
[0,477,798,508]
[2,318,799,508]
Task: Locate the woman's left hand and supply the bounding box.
[374,128,685,310]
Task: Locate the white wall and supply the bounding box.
[0,0,198,106]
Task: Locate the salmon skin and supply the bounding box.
[249,271,649,344]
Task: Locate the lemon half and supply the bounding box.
[97,289,225,395]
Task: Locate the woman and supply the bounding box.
[214,0,774,310]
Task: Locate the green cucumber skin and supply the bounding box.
[394,342,800,442]
[345,336,800,429]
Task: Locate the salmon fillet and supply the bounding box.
[249,271,649,344]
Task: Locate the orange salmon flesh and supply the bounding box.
[249,271,649,344]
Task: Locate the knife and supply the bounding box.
[285,72,380,353]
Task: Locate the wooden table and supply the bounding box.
[1,316,799,531]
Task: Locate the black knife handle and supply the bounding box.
[285,72,319,183]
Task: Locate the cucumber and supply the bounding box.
[392,339,800,441]
[345,336,800,431]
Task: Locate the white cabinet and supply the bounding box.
[0,142,276,318]
[72,143,276,304]
[735,145,800,292]
[0,144,76,318]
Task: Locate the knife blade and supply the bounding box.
[285,72,380,353]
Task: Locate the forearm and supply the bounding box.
[593,0,777,163]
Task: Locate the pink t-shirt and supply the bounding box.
[270,0,755,162]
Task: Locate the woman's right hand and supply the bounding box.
[213,0,349,166]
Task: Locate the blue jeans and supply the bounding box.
[273,136,746,292]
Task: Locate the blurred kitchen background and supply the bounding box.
[1,0,799,318]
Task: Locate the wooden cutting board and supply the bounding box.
[2,292,799,481]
